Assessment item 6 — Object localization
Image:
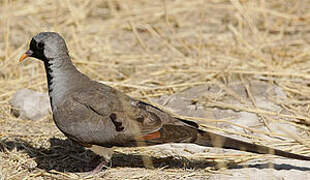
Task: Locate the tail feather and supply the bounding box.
[195,130,310,161]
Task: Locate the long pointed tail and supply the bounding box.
[195,130,310,161]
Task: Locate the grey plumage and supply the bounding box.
[20,32,310,172]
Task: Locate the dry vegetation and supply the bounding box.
[1,0,310,179]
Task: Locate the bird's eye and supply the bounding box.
[37,42,44,50]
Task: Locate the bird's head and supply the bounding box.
[19,32,69,63]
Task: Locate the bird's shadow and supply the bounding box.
[0,137,310,173]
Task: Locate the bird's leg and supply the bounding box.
[84,145,114,176]
[85,156,112,176]
[93,158,111,171]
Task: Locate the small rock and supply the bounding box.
[10,89,51,120]
[152,85,214,118]
[151,143,209,156]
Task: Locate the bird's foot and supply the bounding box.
[84,156,112,177]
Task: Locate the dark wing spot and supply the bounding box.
[109,113,124,132]
[115,126,124,132]
[110,113,117,121]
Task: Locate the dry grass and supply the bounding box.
[1,0,310,179]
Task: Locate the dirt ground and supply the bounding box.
[1,0,310,179]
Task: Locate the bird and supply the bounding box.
[19,32,310,173]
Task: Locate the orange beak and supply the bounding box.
[19,50,33,62]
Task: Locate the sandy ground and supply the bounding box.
[1,0,310,179]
